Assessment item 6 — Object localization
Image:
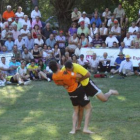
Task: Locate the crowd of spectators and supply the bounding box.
[0,4,140,86]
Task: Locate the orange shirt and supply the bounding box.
[3,10,15,20]
[52,70,78,92]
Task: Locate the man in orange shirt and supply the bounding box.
[2,5,15,21]
[49,60,93,134]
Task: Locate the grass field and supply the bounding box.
[0,76,140,140]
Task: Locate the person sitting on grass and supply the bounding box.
[135,62,140,76]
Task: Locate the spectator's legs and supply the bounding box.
[60,48,65,56]
[126,70,134,76]
[38,71,49,80]
[125,18,129,27]
[29,71,36,80]
[13,74,24,84]
[106,61,111,72]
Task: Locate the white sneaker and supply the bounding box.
[18,81,24,85]
[24,80,31,85]
[6,81,12,84]
[47,78,51,82]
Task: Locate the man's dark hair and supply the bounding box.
[65,61,73,69]
[49,60,58,73]
[31,59,35,63]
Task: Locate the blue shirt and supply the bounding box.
[4,41,14,51]
[46,38,56,48]
[90,17,102,27]
[9,61,21,75]
[24,38,34,50]
[115,57,125,69]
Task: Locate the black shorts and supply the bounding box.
[84,80,102,97]
[68,85,90,107]
[10,77,18,83]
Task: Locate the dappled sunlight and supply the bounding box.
[117,96,126,101]
[0,109,6,116]
[90,135,105,140]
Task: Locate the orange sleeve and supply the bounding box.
[2,11,6,19]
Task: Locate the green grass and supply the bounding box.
[0,76,140,140]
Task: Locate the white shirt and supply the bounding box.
[1,30,7,39]
[14,39,25,50]
[20,29,30,40]
[77,59,87,66]
[31,10,41,20]
[90,27,98,37]
[46,66,52,73]
[78,17,90,27]
[102,11,111,18]
[123,37,132,47]
[15,12,24,22]
[99,27,108,35]
[74,48,81,56]
[34,39,44,46]
[0,62,9,69]
[128,26,139,39]
[89,59,99,68]
[100,57,110,66]
[119,60,133,72]
[111,26,121,36]
[105,36,119,47]
[17,66,27,76]
[22,20,31,30]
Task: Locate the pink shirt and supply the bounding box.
[31,20,42,28]
[12,30,21,40]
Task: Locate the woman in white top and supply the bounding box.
[99,22,108,41]
[90,22,99,38]
[15,6,24,22]
[42,45,53,60]
[53,43,61,62]
[80,33,89,48]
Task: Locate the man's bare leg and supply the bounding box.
[39,71,49,80]
[69,106,79,134]
[83,102,94,134]
[13,74,24,84]
[96,89,119,102]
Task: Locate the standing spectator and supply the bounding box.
[89,53,99,74]
[71,7,81,22]
[22,15,31,30]
[22,48,34,63]
[34,34,44,49]
[53,43,61,62]
[20,24,30,40]
[80,33,89,48]
[2,5,15,21]
[128,22,139,39]
[77,21,89,37]
[12,17,22,31]
[24,33,34,50]
[89,22,99,39]
[31,6,41,21]
[123,32,133,47]
[12,24,20,41]
[14,35,25,52]
[102,8,111,25]
[4,35,14,51]
[135,62,140,76]
[105,32,119,48]
[90,13,102,28]
[32,16,42,29]
[99,22,108,41]
[31,24,41,39]
[42,23,52,40]
[92,33,103,48]
[56,30,66,55]
[15,6,24,23]
[12,45,21,61]
[113,4,128,27]
[111,52,125,74]
[78,12,90,28]
[68,22,77,36]
[46,34,56,48]
[98,52,111,73]
[119,55,134,76]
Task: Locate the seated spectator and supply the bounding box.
[56,30,66,55]
[77,21,89,37]
[80,33,88,48]
[17,61,30,80]
[45,53,55,66]
[92,33,103,48]
[0,46,8,53]
[45,65,53,80]
[53,43,61,62]
[133,42,140,49]
[31,44,42,62]
[119,55,134,76]
[12,17,22,31]
[4,35,14,51]
[22,15,31,30]
[34,34,44,49]
[101,42,107,49]
[12,24,20,41]
[77,54,88,69]
[89,53,99,74]
[93,8,101,17]
[132,32,140,47]
[32,16,42,29]
[111,20,121,42]
[99,22,108,41]
[110,52,125,74]
[22,48,34,63]
[112,41,118,48]
[68,22,77,36]
[1,26,9,45]
[128,22,139,39]
[78,12,90,28]
[24,33,34,50]
[105,32,119,48]
[42,45,49,60]
[12,45,21,61]
[89,22,99,39]
[72,54,77,63]
[119,42,128,52]
[31,6,41,21]
[67,32,79,54]
[74,43,81,57]
[2,5,15,21]
[9,56,21,75]
[98,52,111,73]
[42,23,52,40]
[31,24,41,39]
[135,62,140,76]
[27,59,40,80]
[0,70,6,86]
[15,6,24,23]
[59,55,67,68]
[65,52,72,61]
[71,7,81,22]
[20,24,30,40]
[14,35,25,52]
[123,32,133,47]
[113,4,128,28]
[102,8,111,25]
[107,16,117,29]
[90,13,102,28]
[2,18,12,29]
[46,34,56,48]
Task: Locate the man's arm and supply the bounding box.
[79,71,91,82]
